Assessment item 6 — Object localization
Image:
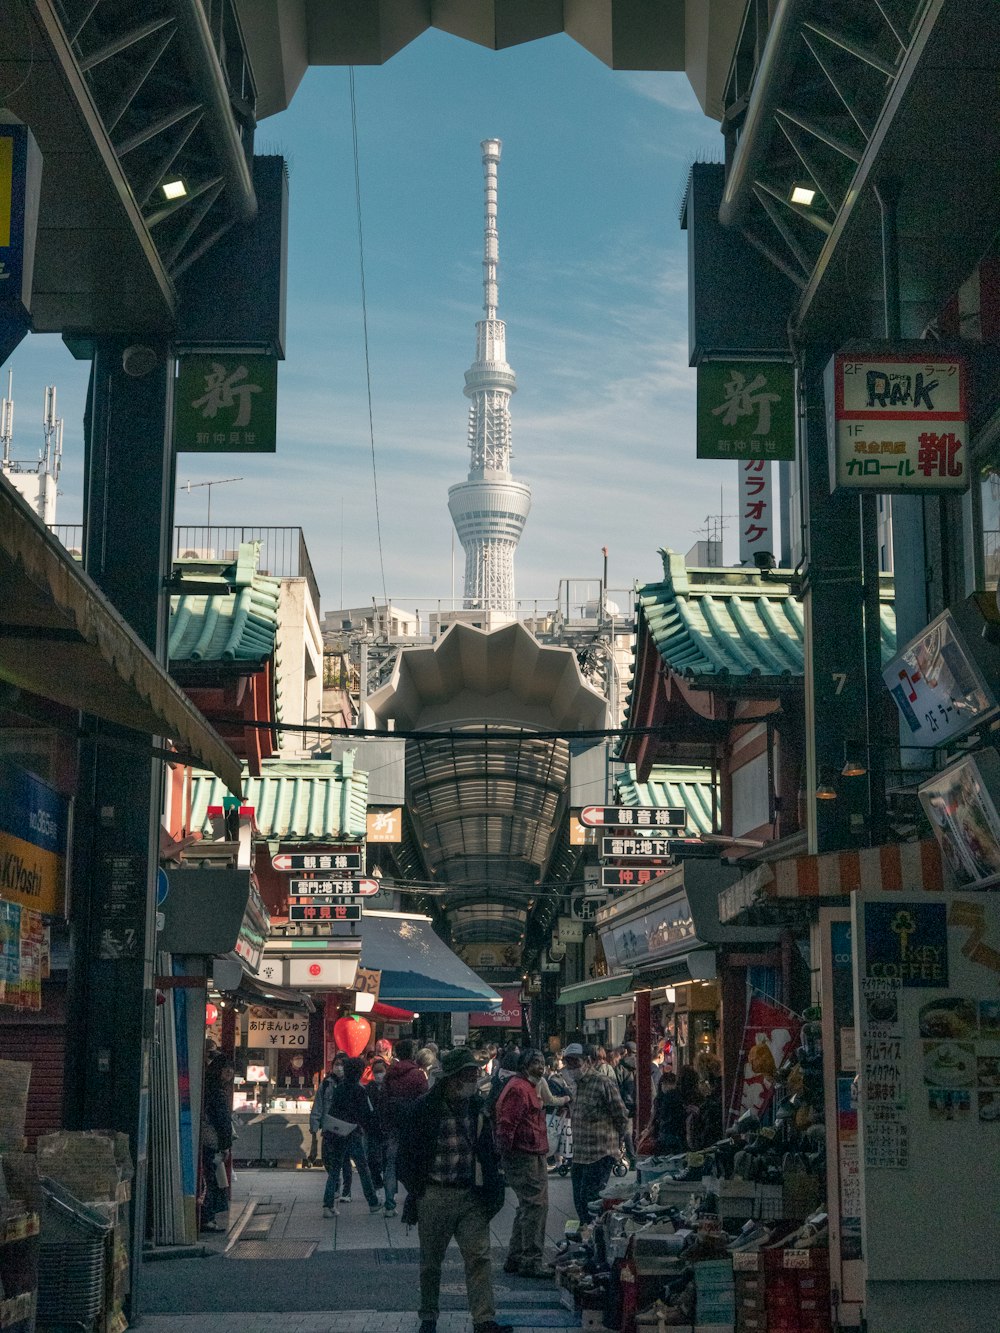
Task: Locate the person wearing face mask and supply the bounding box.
[367,1057,390,1190]
[495,1049,554,1279]
[310,1055,353,1204]
[397,1048,510,1333]
[569,1044,629,1227]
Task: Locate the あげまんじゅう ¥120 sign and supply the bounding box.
[696,361,795,461]
[247,1009,310,1047]
[826,351,969,493]
[175,354,277,453]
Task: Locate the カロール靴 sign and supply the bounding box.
[826,351,968,493]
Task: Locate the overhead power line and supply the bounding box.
[349,66,389,614]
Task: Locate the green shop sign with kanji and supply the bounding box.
[696,360,795,461]
[175,354,278,453]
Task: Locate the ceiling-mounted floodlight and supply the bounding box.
[790,183,816,206]
[161,178,187,201]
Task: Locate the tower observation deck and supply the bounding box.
[448,139,531,614]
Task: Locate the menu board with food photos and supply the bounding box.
[852,890,1000,1284]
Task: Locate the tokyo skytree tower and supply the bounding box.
[448,139,531,614]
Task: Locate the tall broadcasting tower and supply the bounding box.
[448,139,531,614]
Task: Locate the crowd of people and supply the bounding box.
[296,1033,725,1333]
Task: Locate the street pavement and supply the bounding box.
[138,1164,587,1333]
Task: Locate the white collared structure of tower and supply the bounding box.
[448,139,531,614]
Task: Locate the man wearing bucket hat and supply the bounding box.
[397,1047,511,1333]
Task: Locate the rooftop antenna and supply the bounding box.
[181,476,243,527]
[1,371,12,467]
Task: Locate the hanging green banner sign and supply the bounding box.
[175,354,278,453]
[696,360,795,460]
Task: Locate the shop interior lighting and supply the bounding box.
[841,745,867,778]
[816,771,838,800]
[665,987,676,1003]
[790,183,816,206]
[161,178,187,200]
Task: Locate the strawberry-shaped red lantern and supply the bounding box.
[333,1014,371,1058]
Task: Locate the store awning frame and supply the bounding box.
[557,973,633,1007]
[226,973,315,1014]
[0,478,242,795]
[635,947,717,987]
[359,911,503,1013]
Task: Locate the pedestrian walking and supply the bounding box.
[615,1042,638,1166]
[568,1044,629,1227]
[417,1045,443,1087]
[200,1054,234,1233]
[382,1037,429,1217]
[367,1057,390,1189]
[495,1049,553,1279]
[397,1047,510,1333]
[310,1055,382,1216]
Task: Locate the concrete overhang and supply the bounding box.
[234,0,692,120]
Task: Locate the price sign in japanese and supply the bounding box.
[272,851,362,873]
[826,351,969,494]
[579,806,686,829]
[289,903,361,922]
[601,836,673,859]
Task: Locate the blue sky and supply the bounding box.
[7,29,739,616]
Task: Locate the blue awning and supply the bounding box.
[359,912,502,1013]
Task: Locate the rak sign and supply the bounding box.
[826,351,969,494]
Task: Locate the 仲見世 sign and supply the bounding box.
[175,354,278,453]
[826,352,968,493]
[696,361,795,461]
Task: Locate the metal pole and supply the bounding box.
[635,989,652,1139]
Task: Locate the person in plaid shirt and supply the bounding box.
[568,1044,629,1225]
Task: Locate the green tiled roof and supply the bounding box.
[188,757,369,841]
[617,764,716,836]
[634,549,896,684]
[169,542,281,666]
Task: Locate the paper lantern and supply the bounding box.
[333,1014,371,1058]
[205,1002,220,1027]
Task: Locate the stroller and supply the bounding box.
[548,1112,628,1177]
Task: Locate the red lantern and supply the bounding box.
[333,1014,371,1058]
[205,1002,220,1027]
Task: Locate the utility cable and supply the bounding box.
[349,66,389,614]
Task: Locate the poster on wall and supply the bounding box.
[730,993,802,1124]
[918,748,1000,888]
[852,890,1000,1284]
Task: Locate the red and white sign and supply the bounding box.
[580,805,685,828]
[272,850,361,872]
[738,459,773,564]
[827,352,969,493]
[468,988,523,1028]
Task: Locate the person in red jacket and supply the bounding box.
[495,1049,553,1279]
[382,1037,430,1216]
